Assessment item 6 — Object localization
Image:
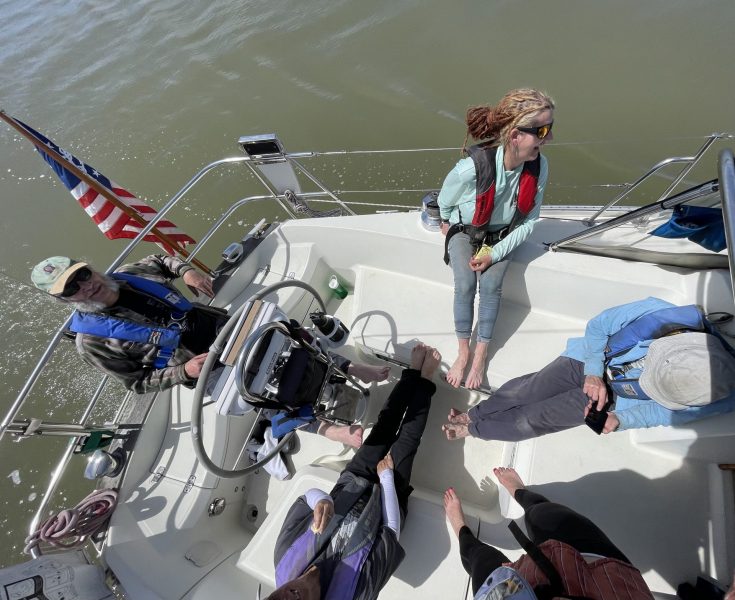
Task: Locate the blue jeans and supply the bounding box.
[447,231,511,343]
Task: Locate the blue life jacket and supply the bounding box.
[69,273,194,369]
[604,305,706,400]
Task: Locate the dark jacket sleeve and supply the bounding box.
[274,497,314,566]
[354,527,405,600]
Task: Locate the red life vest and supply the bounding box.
[467,143,541,228]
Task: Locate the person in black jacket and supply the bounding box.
[265,344,441,600]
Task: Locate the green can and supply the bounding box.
[329,275,348,299]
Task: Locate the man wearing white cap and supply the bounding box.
[31,254,390,448]
[442,296,735,441]
[32,254,222,394]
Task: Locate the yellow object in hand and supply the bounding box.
[474,244,492,259]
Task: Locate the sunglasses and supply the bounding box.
[516,122,553,140]
[59,267,93,298]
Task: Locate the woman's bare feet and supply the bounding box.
[446,342,469,388]
[410,343,428,370]
[319,423,364,448]
[447,408,471,425]
[465,342,488,389]
[348,363,391,383]
[421,347,442,380]
[493,466,525,497]
[443,487,466,537]
[442,423,470,441]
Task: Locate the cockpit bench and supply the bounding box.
[235,464,495,600]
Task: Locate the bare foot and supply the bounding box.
[319,423,364,448]
[348,363,391,383]
[465,343,488,389]
[442,423,470,441]
[448,408,471,425]
[443,487,466,537]
[446,338,470,388]
[410,343,428,370]
[446,352,469,388]
[725,573,735,600]
[493,466,525,497]
[421,347,442,379]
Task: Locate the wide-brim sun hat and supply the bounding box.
[639,331,735,410]
[31,256,89,295]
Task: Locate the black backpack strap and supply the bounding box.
[504,204,527,238]
[443,223,464,265]
[508,521,564,598]
[508,521,596,600]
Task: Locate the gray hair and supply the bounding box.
[68,274,120,312]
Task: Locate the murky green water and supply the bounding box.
[1,0,734,567]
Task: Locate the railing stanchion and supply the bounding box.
[718,149,735,305]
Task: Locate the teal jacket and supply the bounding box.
[437,144,548,263]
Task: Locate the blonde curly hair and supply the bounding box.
[463,88,555,152]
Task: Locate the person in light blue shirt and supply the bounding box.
[442,297,735,441]
[438,88,555,390]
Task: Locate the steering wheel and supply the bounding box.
[191,279,326,478]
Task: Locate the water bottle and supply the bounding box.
[309,311,349,348]
[328,275,348,299]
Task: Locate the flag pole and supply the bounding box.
[0,112,212,275]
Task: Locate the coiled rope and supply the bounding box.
[24,488,118,555]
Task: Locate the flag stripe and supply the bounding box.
[7,114,195,251]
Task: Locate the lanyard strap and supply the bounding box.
[508,521,564,597]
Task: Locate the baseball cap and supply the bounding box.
[31,256,90,295]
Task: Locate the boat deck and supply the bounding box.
[104,210,735,598]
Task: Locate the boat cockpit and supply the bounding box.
[2,134,735,598]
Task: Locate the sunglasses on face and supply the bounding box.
[516,122,553,140]
[59,267,93,298]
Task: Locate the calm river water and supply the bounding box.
[1,0,734,567]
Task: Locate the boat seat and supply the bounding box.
[236,466,480,599]
[237,465,340,593]
[349,264,583,387]
[380,487,479,600]
[631,411,735,462]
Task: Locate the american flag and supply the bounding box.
[3,113,195,254]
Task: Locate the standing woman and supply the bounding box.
[440,88,555,389]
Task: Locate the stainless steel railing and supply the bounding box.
[4,137,733,555]
[0,156,246,443]
[718,148,735,304]
[4,136,732,440]
[0,144,424,549]
[0,148,413,443]
[547,179,720,251]
[582,133,726,225]
[548,134,730,251]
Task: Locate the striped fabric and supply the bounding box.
[5,113,195,254]
[511,540,654,600]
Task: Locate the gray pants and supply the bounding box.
[467,356,588,441]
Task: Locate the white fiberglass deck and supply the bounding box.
[104,209,735,598]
